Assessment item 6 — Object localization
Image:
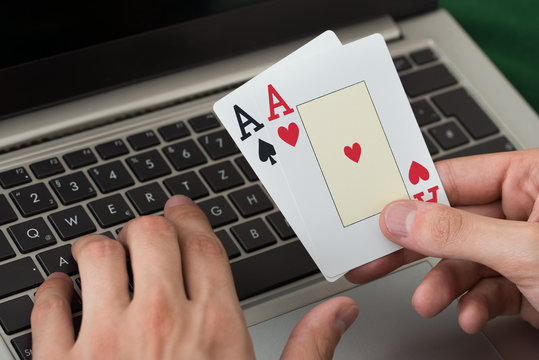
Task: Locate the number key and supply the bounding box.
[10,183,57,217]
[162,139,207,171]
[126,150,171,182]
[50,172,96,205]
[89,161,134,193]
[198,130,239,160]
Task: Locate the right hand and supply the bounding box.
[345,149,539,333]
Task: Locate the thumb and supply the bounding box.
[280,297,358,360]
[380,200,539,279]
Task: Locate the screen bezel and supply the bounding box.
[0,0,436,120]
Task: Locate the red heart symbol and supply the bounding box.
[278,122,299,147]
[344,142,361,163]
[408,161,430,185]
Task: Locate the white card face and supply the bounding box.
[249,34,448,279]
[213,31,342,268]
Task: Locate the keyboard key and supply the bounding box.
[127,130,160,150]
[158,121,190,141]
[188,113,220,132]
[163,172,209,200]
[0,194,18,225]
[0,295,33,334]
[435,136,516,161]
[197,196,238,228]
[200,161,244,192]
[127,150,171,182]
[235,156,258,181]
[126,183,169,215]
[30,157,65,179]
[411,99,440,126]
[89,161,134,193]
[231,219,277,252]
[7,218,57,253]
[410,48,437,65]
[215,230,240,259]
[432,88,499,139]
[422,132,439,156]
[231,241,318,300]
[0,258,43,299]
[0,231,15,261]
[10,183,58,217]
[198,130,239,160]
[95,139,129,160]
[162,140,207,171]
[429,122,469,150]
[100,231,115,239]
[48,206,96,240]
[0,167,31,189]
[392,56,412,72]
[11,332,32,359]
[63,148,97,169]
[50,172,96,205]
[400,64,457,97]
[37,244,78,275]
[266,211,295,240]
[228,185,273,217]
[88,194,135,228]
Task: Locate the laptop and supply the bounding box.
[1,1,538,359]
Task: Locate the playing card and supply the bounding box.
[249,33,448,279]
[213,31,342,268]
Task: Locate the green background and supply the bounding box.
[440,0,539,114]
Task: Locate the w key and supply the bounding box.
[48,206,96,240]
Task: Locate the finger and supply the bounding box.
[71,234,130,315]
[435,152,513,205]
[412,259,498,318]
[116,215,185,301]
[32,273,75,357]
[457,277,521,334]
[163,196,235,301]
[456,201,504,219]
[345,248,424,284]
[380,200,539,280]
[281,297,358,360]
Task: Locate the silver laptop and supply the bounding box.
[1,1,538,359]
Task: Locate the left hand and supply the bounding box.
[31,195,358,359]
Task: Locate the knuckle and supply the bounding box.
[77,237,124,260]
[426,206,465,250]
[127,215,175,236]
[31,295,70,326]
[183,232,226,258]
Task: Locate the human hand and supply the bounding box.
[31,195,358,359]
[345,149,539,333]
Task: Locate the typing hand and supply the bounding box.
[31,196,357,359]
[346,149,539,333]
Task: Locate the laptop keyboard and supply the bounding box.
[0,46,516,359]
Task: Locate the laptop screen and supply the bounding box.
[0,0,435,120]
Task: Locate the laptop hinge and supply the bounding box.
[336,15,402,45]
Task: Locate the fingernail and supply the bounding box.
[336,305,359,335]
[385,201,417,238]
[47,272,71,282]
[165,195,194,209]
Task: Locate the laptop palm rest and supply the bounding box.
[249,261,501,359]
